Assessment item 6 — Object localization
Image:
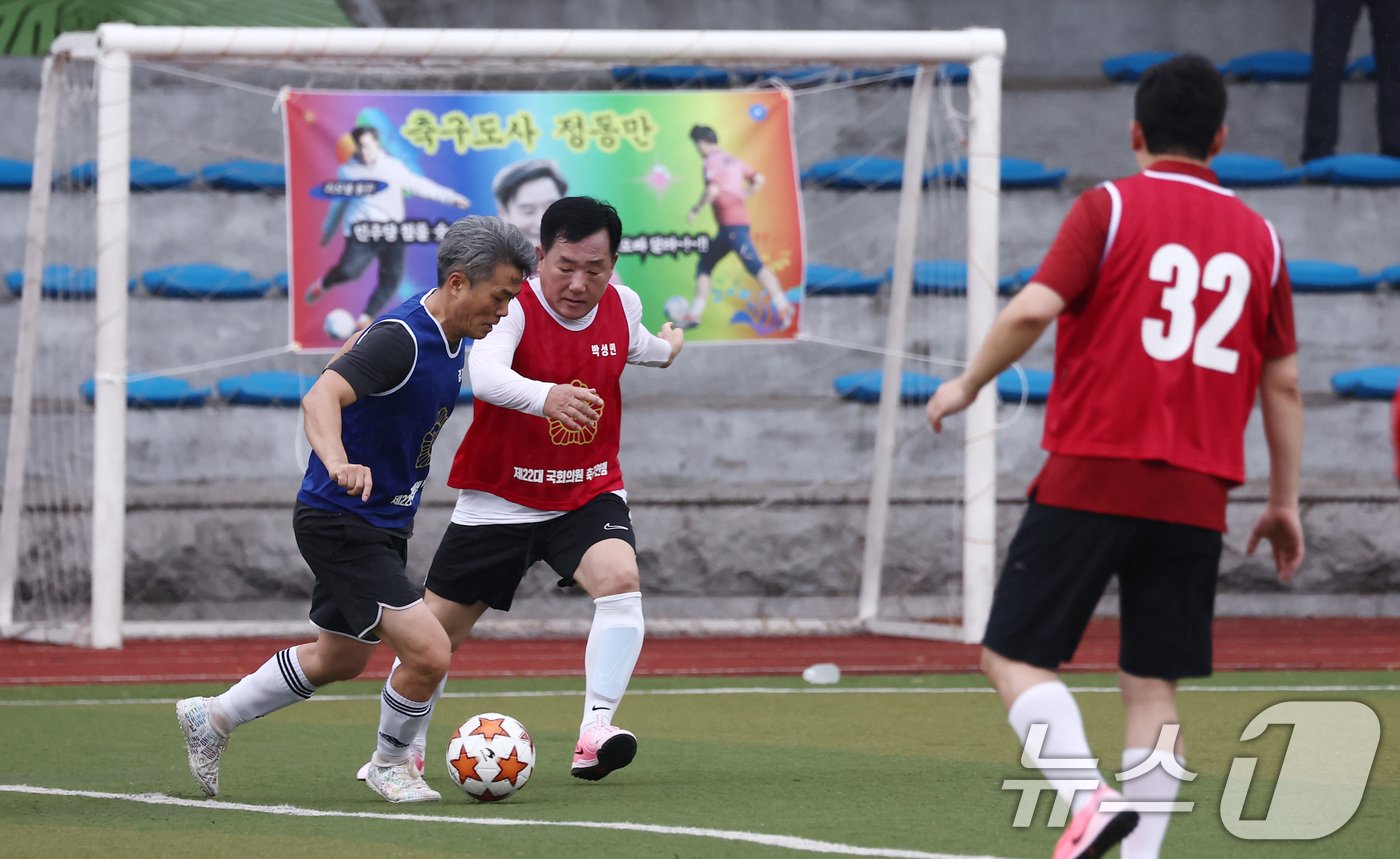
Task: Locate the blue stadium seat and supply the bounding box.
[1219,50,1311,81]
[996,368,1053,403]
[845,63,966,85]
[610,65,731,87]
[1211,153,1305,187]
[271,272,290,296]
[934,156,1068,189]
[998,264,1040,295]
[833,369,940,404]
[200,159,286,191]
[736,65,843,86]
[216,371,318,406]
[802,155,908,189]
[1101,51,1179,82]
[79,375,212,408]
[1330,366,1400,399]
[1381,264,1400,287]
[0,157,32,189]
[898,259,965,295]
[64,158,196,190]
[806,264,882,296]
[1302,153,1400,185]
[141,263,275,300]
[1287,259,1382,293]
[1348,55,1377,79]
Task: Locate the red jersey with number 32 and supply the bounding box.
[448,284,627,509]
[1042,165,1293,484]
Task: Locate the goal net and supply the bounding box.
[0,26,1004,647]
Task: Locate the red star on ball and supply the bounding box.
[449,747,482,783]
[492,746,530,786]
[469,717,508,741]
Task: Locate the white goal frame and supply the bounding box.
[0,24,1003,647]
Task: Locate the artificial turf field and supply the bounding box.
[1,671,1395,858]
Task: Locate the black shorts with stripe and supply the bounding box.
[293,502,422,643]
[425,492,637,611]
[982,502,1223,680]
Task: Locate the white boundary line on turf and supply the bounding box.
[1,684,1397,708]
[0,785,1013,859]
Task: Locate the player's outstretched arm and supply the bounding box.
[1247,353,1305,582]
[926,282,1064,432]
[302,369,372,501]
[654,321,684,368]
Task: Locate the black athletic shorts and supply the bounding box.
[293,502,421,643]
[982,502,1223,680]
[425,492,637,611]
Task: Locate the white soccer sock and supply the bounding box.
[688,295,707,320]
[213,646,317,735]
[581,591,644,733]
[1007,681,1105,816]
[385,656,446,756]
[1120,746,1184,858]
[373,678,435,766]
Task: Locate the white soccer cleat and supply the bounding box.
[356,744,424,781]
[176,696,228,797]
[365,757,441,803]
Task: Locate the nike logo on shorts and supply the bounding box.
[602,523,630,531]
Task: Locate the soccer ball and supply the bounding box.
[663,294,691,325]
[323,308,357,341]
[445,712,535,802]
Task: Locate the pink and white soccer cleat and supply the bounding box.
[570,722,637,781]
[1053,785,1139,859]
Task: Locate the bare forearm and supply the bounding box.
[303,389,350,469]
[1259,358,1303,508]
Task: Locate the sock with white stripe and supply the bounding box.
[1007,680,1106,816]
[374,678,435,766]
[581,591,644,733]
[213,646,317,734]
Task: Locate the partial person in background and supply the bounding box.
[356,196,684,786]
[1301,0,1400,161]
[493,158,569,248]
[306,125,471,329]
[927,55,1304,859]
[681,124,794,331]
[178,217,534,804]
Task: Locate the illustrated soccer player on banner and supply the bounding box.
[492,157,569,248]
[306,125,471,333]
[680,124,795,332]
[925,55,1303,858]
[178,217,536,804]
[356,196,684,786]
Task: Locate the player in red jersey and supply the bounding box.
[926,55,1304,859]
[355,197,684,786]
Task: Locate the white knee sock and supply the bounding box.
[1120,746,1184,858]
[581,591,644,733]
[213,646,317,735]
[385,656,446,756]
[373,678,435,766]
[1007,681,1105,816]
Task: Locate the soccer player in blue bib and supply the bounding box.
[176,216,535,804]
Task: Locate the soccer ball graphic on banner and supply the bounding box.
[663,294,690,325]
[323,308,357,341]
[445,712,536,801]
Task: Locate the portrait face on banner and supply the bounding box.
[283,89,805,351]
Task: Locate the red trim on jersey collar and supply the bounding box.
[1144,159,1220,186]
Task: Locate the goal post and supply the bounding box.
[1,24,1005,647]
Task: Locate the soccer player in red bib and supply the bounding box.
[926,55,1304,859]
[362,197,683,785]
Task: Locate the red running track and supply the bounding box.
[2,618,1398,686]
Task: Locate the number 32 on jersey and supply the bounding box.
[1141,243,1250,374]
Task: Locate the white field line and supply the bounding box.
[0,784,1013,859]
[0,684,1397,708]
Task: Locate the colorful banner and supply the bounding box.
[283,89,805,351]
